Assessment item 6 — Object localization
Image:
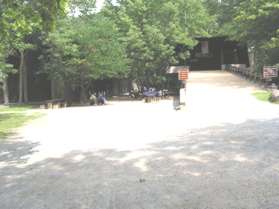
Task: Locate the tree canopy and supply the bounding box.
[40,14,129,86]
[103,0,214,86]
[204,0,279,69]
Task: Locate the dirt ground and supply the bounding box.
[1,71,279,209]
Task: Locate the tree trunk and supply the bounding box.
[18,51,24,103]
[23,57,28,103]
[3,77,9,105]
[248,47,257,79]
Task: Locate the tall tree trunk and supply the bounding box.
[23,57,28,103]
[18,50,24,103]
[3,77,9,105]
[249,47,257,79]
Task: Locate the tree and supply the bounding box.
[40,14,129,102]
[0,46,16,104]
[229,0,279,72]
[0,0,68,103]
[204,0,279,73]
[0,0,36,103]
[103,0,213,87]
[68,0,97,15]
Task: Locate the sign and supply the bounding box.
[178,70,189,81]
[263,66,278,79]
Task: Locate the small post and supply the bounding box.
[178,68,189,108]
[166,66,189,110]
[179,80,187,106]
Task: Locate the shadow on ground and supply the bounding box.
[1,118,279,209]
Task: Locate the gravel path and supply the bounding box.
[1,71,279,209]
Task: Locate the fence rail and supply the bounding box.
[223,64,279,89]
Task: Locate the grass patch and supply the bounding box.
[252,91,272,102]
[0,105,33,112]
[0,106,43,139]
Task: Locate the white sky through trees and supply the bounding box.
[96,0,105,11]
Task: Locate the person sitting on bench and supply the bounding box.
[89,94,97,106]
[97,94,106,105]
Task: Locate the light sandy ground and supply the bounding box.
[1,71,279,209]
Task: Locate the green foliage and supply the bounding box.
[0,0,37,77]
[0,44,18,85]
[0,0,67,49]
[2,0,278,99]
[234,0,279,44]
[40,14,129,88]
[77,15,129,79]
[252,91,272,102]
[0,0,69,83]
[204,0,279,71]
[103,0,214,86]
[234,0,279,68]
[68,0,96,15]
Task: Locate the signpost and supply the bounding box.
[178,69,189,107]
[167,66,190,110]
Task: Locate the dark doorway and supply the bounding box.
[189,37,249,71]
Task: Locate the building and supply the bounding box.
[188,37,249,71]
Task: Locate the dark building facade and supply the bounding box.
[189,37,249,71]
